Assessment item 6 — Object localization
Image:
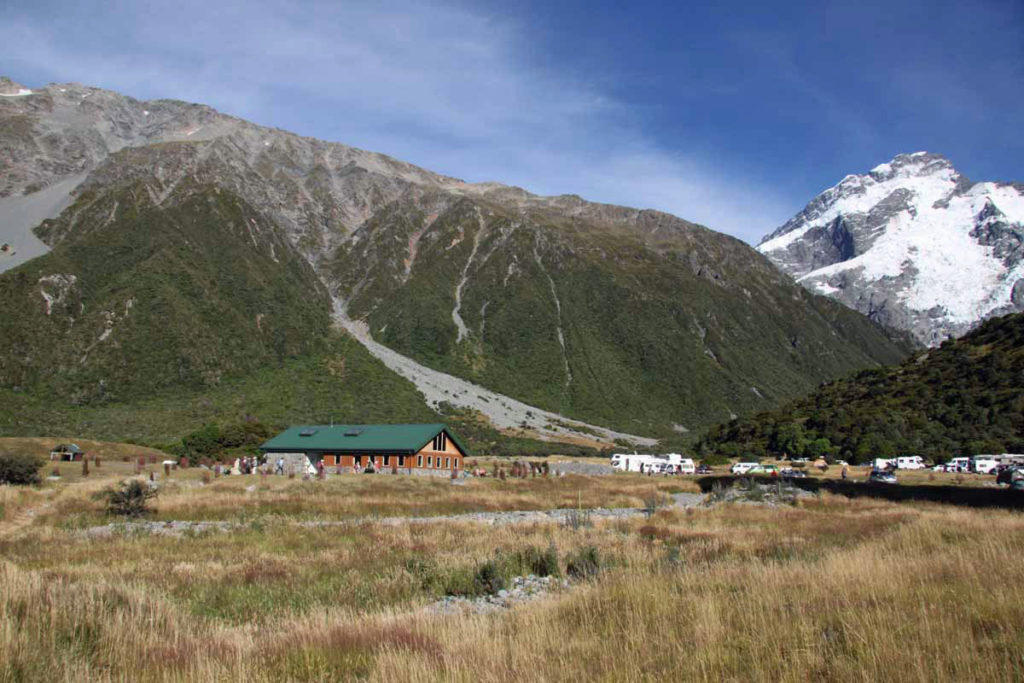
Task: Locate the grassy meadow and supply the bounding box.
[2,453,1023,681]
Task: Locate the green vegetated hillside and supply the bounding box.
[0,330,602,458]
[699,313,1024,463]
[0,81,914,449]
[0,178,331,403]
[0,332,435,443]
[332,191,912,436]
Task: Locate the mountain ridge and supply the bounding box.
[0,76,911,441]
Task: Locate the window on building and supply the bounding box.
[427,456,433,467]
[399,455,405,467]
[445,457,450,469]
[417,454,423,467]
[432,432,447,451]
[384,455,390,466]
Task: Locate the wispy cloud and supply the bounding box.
[0,0,792,242]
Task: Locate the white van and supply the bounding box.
[730,462,758,475]
[663,453,696,474]
[971,456,1000,474]
[941,457,970,473]
[896,456,926,470]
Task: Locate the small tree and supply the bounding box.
[94,480,157,518]
[0,453,43,485]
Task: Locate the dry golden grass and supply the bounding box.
[2,470,1023,681]
[0,436,168,464]
[4,468,696,528]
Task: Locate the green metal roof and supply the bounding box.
[259,423,470,456]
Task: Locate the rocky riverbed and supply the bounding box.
[81,492,708,537]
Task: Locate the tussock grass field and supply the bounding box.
[2,463,1022,681]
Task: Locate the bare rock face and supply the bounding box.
[759,153,1024,346]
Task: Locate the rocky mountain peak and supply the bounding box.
[758,153,1024,346]
[866,152,956,182]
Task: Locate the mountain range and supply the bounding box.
[759,152,1024,347]
[0,76,909,444]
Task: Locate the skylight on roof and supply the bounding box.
[344,428,364,436]
[299,429,318,437]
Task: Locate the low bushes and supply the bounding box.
[93,480,158,517]
[0,452,42,485]
[414,544,567,598]
[566,546,602,580]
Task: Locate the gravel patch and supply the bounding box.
[78,493,709,537]
[549,462,614,476]
[83,520,235,538]
[427,575,569,615]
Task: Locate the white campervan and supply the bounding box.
[611,453,661,473]
[971,456,1000,474]
[895,456,926,470]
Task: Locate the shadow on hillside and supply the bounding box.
[695,476,1024,510]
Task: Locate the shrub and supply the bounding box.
[94,480,158,517]
[563,507,593,531]
[566,546,602,580]
[643,492,670,519]
[0,452,43,485]
[709,479,732,502]
[513,545,561,577]
[473,560,507,595]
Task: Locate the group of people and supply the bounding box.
[226,456,392,477]
[225,455,286,475]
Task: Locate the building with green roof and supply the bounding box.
[260,423,469,474]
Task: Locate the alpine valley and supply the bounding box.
[0,77,910,446]
[759,152,1024,347]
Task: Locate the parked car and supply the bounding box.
[749,463,780,477]
[730,462,758,475]
[695,464,713,475]
[868,469,898,484]
[780,467,807,479]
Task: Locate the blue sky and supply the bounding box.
[2,0,1021,243]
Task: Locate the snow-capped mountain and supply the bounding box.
[758,152,1024,346]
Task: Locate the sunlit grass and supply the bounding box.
[1,470,1022,681]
